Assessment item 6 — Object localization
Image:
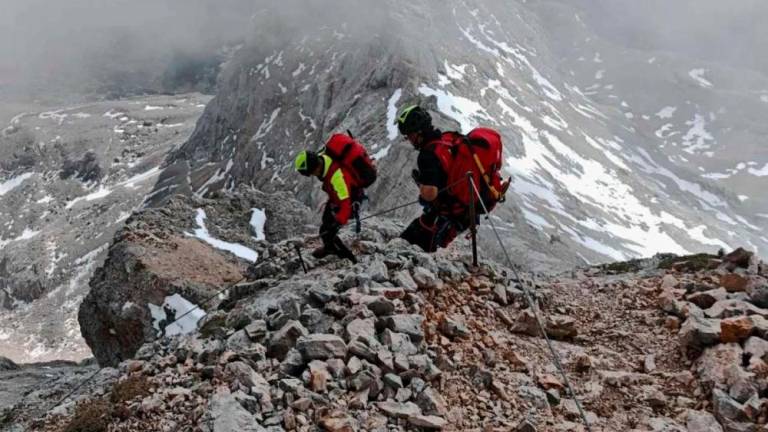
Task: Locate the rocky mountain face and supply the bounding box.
[150,0,767,273]
[3,186,767,432]
[0,93,210,363]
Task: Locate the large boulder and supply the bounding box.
[79,191,311,366]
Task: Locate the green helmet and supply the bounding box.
[396,105,432,135]
[294,150,320,176]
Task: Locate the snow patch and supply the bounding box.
[0,172,34,196]
[418,85,490,133]
[187,209,258,262]
[689,69,713,88]
[747,163,768,177]
[0,228,40,249]
[148,294,206,337]
[250,208,267,241]
[386,89,402,140]
[655,106,677,119]
[65,186,112,209]
[681,114,715,154]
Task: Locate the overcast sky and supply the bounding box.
[571,0,768,75]
[1,0,766,97]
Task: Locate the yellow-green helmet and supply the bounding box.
[294,150,320,176]
[396,105,432,135]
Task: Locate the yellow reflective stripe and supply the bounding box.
[330,168,349,200]
[321,154,332,177]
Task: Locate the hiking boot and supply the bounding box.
[312,246,333,259]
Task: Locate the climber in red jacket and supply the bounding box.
[294,149,359,263]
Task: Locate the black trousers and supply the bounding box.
[320,204,342,251]
[401,209,469,253]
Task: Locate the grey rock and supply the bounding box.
[362,296,395,316]
[392,270,418,292]
[308,286,337,305]
[267,320,308,360]
[408,415,447,429]
[729,376,757,404]
[244,320,268,342]
[748,283,768,308]
[346,318,377,342]
[412,267,441,290]
[226,329,253,353]
[209,390,267,432]
[744,336,768,361]
[382,329,419,355]
[279,348,305,376]
[686,410,724,432]
[410,377,426,394]
[296,333,347,360]
[493,284,508,305]
[438,317,469,339]
[369,259,389,282]
[705,300,768,319]
[225,361,268,390]
[679,315,721,355]
[712,388,750,423]
[384,314,425,343]
[384,373,404,389]
[518,386,550,410]
[377,400,422,418]
[415,387,448,416]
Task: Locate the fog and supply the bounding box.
[1,0,766,99]
[0,0,257,98]
[571,0,768,75]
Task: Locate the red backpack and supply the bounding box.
[322,133,377,188]
[428,127,510,214]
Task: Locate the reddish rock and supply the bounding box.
[720,274,749,293]
[537,374,565,391]
[720,316,754,343]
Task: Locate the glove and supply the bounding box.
[411,169,422,185]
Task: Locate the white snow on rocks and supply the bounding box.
[121,166,162,189]
[65,186,112,209]
[681,114,715,154]
[418,84,490,133]
[386,88,402,140]
[250,208,267,241]
[655,106,677,119]
[688,69,713,88]
[250,108,281,145]
[144,105,165,111]
[0,228,40,249]
[148,294,206,337]
[747,163,768,177]
[188,209,258,262]
[0,172,34,196]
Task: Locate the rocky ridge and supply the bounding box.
[3,189,767,432]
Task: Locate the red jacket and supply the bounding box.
[320,154,358,225]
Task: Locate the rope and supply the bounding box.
[469,180,593,432]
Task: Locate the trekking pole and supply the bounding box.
[466,172,478,267]
[294,243,308,274]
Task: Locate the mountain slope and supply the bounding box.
[149,0,767,273]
